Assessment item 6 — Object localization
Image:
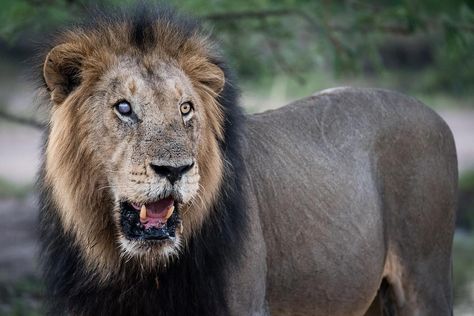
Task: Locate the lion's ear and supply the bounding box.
[184,57,225,95]
[199,62,225,95]
[43,43,84,104]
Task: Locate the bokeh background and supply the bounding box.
[0,0,473,314]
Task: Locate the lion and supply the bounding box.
[38,5,458,316]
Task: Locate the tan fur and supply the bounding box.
[382,250,406,307]
[43,21,226,278]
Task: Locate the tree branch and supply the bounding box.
[204,9,300,21]
[204,8,474,35]
[0,108,45,129]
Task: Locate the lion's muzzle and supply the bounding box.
[117,161,196,244]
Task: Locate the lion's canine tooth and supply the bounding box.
[179,224,183,234]
[140,205,147,220]
[164,205,174,220]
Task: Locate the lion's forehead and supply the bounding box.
[100,61,194,105]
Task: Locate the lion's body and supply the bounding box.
[237,87,457,315]
[38,6,457,316]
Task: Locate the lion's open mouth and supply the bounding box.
[120,197,181,241]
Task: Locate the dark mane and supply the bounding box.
[127,5,199,52]
[36,4,203,89]
[38,5,247,315]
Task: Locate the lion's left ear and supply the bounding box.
[184,57,225,95]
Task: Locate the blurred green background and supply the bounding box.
[0,0,473,315]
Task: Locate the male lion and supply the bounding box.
[38,6,457,316]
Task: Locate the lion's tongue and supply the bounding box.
[138,197,174,228]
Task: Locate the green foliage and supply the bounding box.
[458,170,474,231]
[0,0,473,97]
[460,170,474,189]
[0,0,82,43]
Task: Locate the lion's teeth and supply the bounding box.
[140,205,147,220]
[179,224,183,234]
[164,205,174,220]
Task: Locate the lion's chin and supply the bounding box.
[119,196,183,244]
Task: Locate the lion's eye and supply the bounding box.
[180,102,193,116]
[115,101,132,116]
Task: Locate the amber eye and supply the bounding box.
[180,102,193,116]
[115,101,132,116]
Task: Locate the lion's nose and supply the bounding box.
[150,162,194,184]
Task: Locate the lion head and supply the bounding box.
[41,8,237,273]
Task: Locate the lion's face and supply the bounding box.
[95,60,206,254]
[42,25,227,266]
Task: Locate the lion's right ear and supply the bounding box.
[43,43,84,105]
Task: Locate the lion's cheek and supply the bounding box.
[179,171,200,204]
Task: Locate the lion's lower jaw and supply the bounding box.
[118,234,183,265]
